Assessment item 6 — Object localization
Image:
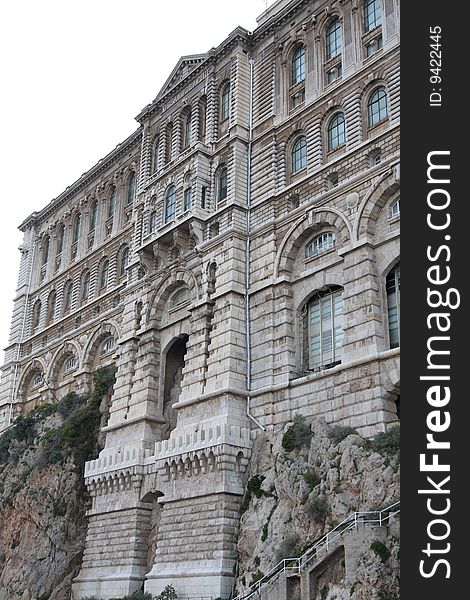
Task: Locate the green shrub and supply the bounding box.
[363,427,400,458]
[370,540,391,563]
[306,496,329,523]
[303,468,321,490]
[249,569,265,586]
[247,474,265,499]
[56,392,83,418]
[328,425,359,445]
[156,585,177,600]
[282,414,312,451]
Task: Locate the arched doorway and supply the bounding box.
[162,334,188,439]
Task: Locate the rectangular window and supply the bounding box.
[184,188,192,212]
[308,290,343,369]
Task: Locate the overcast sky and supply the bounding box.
[0,0,274,363]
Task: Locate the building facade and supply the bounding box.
[0,0,400,598]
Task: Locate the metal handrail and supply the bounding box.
[232,500,400,600]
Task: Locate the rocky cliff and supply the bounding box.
[0,368,114,600]
[235,416,400,600]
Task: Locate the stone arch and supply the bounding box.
[274,208,351,278]
[17,358,46,402]
[82,320,120,371]
[159,334,190,440]
[47,340,81,386]
[354,168,400,240]
[147,269,199,327]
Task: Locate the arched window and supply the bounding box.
[149,210,157,234]
[63,280,73,313]
[42,236,50,265]
[81,270,91,302]
[306,232,336,258]
[367,87,388,127]
[72,213,81,244]
[119,246,129,278]
[386,264,400,348]
[57,224,65,256]
[170,287,190,308]
[182,110,192,149]
[291,136,307,173]
[101,336,116,356]
[32,301,42,332]
[199,96,207,141]
[99,259,109,289]
[165,123,173,163]
[164,185,176,223]
[47,291,57,324]
[220,82,230,121]
[218,167,228,203]
[183,188,192,212]
[292,44,306,85]
[390,196,400,219]
[327,113,346,151]
[364,0,382,31]
[89,201,98,232]
[127,172,136,204]
[326,19,342,59]
[108,186,116,218]
[306,287,344,369]
[152,137,160,172]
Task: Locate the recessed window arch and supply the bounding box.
[220,82,231,122]
[304,286,344,370]
[127,172,136,204]
[183,187,192,212]
[306,232,336,258]
[89,200,98,232]
[181,109,192,149]
[32,300,42,332]
[108,186,117,218]
[149,209,157,233]
[101,336,116,356]
[199,95,207,141]
[291,135,307,173]
[327,112,346,151]
[42,236,50,265]
[57,224,65,256]
[367,86,388,127]
[99,259,109,290]
[292,44,306,85]
[152,137,160,172]
[72,213,81,244]
[81,270,91,302]
[164,185,176,223]
[326,18,342,59]
[218,167,228,203]
[364,0,382,31]
[386,263,400,348]
[389,196,400,219]
[119,246,129,278]
[63,280,73,313]
[165,123,174,163]
[170,287,190,308]
[47,291,57,324]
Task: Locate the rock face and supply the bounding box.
[0,368,113,600]
[235,417,400,600]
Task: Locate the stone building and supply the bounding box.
[0,0,399,598]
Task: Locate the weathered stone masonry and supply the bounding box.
[0,1,399,598]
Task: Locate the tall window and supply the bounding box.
[292,44,306,85]
[390,196,400,219]
[218,167,228,202]
[183,188,192,212]
[292,136,307,173]
[386,264,400,348]
[42,236,50,265]
[108,186,116,218]
[64,281,73,313]
[220,82,230,121]
[182,110,191,149]
[326,19,342,59]
[32,301,41,332]
[153,137,160,172]
[81,270,90,302]
[57,224,65,256]
[149,210,157,233]
[99,259,109,289]
[367,87,388,127]
[199,96,207,141]
[307,287,344,369]
[327,113,346,151]
[120,246,129,278]
[165,123,173,163]
[364,0,382,31]
[164,185,176,223]
[127,172,136,204]
[73,213,81,243]
[47,291,57,324]
[89,201,98,231]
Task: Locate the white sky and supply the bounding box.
[0,0,275,362]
